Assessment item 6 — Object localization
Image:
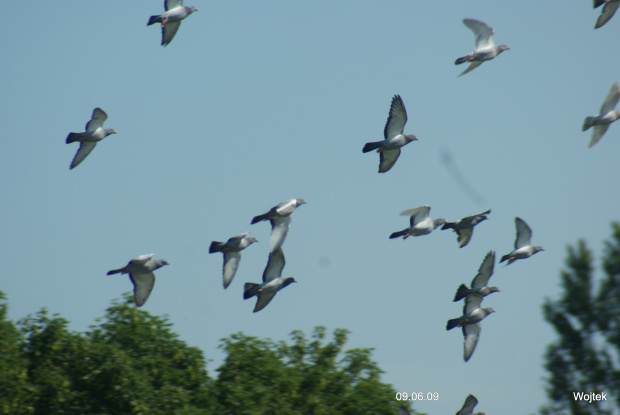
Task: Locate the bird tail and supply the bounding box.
[441,221,456,230]
[66,132,81,144]
[582,116,596,131]
[389,229,408,239]
[454,53,473,65]
[147,15,162,26]
[453,284,469,302]
[362,141,382,153]
[499,254,510,263]
[243,283,260,299]
[106,268,123,275]
[209,241,225,253]
[446,318,462,331]
[251,214,269,224]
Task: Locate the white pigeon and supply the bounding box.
[456,394,485,415]
[209,232,258,289]
[500,217,544,265]
[107,254,170,307]
[582,82,620,148]
[362,95,418,173]
[66,108,116,169]
[594,0,620,28]
[251,199,307,253]
[147,0,198,46]
[441,209,491,248]
[446,294,495,362]
[455,19,509,77]
[243,248,297,313]
[453,251,499,302]
[389,205,445,239]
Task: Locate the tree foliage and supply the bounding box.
[541,222,620,415]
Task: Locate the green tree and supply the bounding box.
[541,223,620,415]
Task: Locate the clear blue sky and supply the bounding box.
[2,1,619,414]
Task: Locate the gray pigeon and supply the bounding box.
[398,404,411,415]
[243,248,296,312]
[363,95,418,173]
[209,232,258,289]
[453,251,499,302]
[456,394,485,415]
[442,209,491,248]
[455,19,509,77]
[251,199,307,253]
[594,0,620,28]
[500,217,544,265]
[66,108,116,169]
[390,205,445,239]
[107,254,170,307]
[583,82,620,147]
[446,294,495,362]
[147,0,198,46]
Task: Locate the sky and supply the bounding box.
[2,1,619,414]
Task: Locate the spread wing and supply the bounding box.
[165,0,184,11]
[458,60,483,77]
[70,142,96,169]
[600,82,620,114]
[222,251,241,289]
[401,205,430,227]
[589,124,610,148]
[254,291,277,312]
[471,251,495,288]
[384,95,408,139]
[263,248,285,283]
[269,216,291,253]
[162,21,181,46]
[378,148,400,173]
[129,272,155,307]
[463,322,481,362]
[456,228,473,248]
[456,394,479,415]
[514,217,533,249]
[463,18,495,50]
[86,108,107,131]
[596,2,620,28]
[464,293,482,315]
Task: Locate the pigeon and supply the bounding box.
[594,0,620,28]
[389,205,446,239]
[398,404,411,415]
[441,209,491,248]
[147,0,198,46]
[447,294,495,362]
[456,394,485,415]
[500,217,544,265]
[362,95,418,173]
[455,18,509,77]
[251,199,307,253]
[582,82,620,148]
[243,248,296,312]
[107,254,170,307]
[66,108,116,169]
[209,232,258,289]
[453,251,499,302]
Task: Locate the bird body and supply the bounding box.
[243,248,296,312]
[389,205,445,239]
[251,199,306,253]
[500,217,544,264]
[209,232,258,289]
[66,108,116,169]
[583,82,620,148]
[147,0,198,46]
[441,209,490,248]
[107,254,170,307]
[455,18,509,76]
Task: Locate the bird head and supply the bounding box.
[497,45,510,54]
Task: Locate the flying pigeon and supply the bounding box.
[251,199,307,253]
[398,404,411,415]
[441,209,491,248]
[362,95,418,173]
[243,248,296,312]
[66,108,116,169]
[582,82,620,147]
[455,18,509,77]
[209,232,258,289]
[107,254,170,307]
[447,294,495,362]
[453,251,499,302]
[500,217,544,265]
[594,0,620,28]
[456,394,484,415]
[389,205,446,239]
[147,0,198,46]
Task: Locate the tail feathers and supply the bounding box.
[389,229,408,239]
[106,268,123,275]
[209,241,224,253]
[446,318,462,331]
[66,132,81,144]
[454,53,473,65]
[441,221,456,230]
[453,284,469,302]
[243,282,260,299]
[583,116,596,131]
[499,254,510,263]
[251,214,269,224]
[362,141,382,153]
[147,15,161,26]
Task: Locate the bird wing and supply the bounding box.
[70,142,97,169]
[222,251,241,289]
[226,232,250,246]
[589,124,610,148]
[456,394,479,415]
[456,228,473,248]
[263,248,285,283]
[384,95,408,139]
[471,251,495,288]
[378,148,400,173]
[600,82,620,114]
[85,108,107,131]
[398,404,411,415]
[463,18,495,50]
[269,216,291,253]
[596,2,620,28]
[464,294,482,315]
[463,323,481,362]
[165,0,184,11]
[458,60,483,77]
[130,272,155,307]
[275,199,297,215]
[401,205,430,227]
[254,291,277,312]
[162,21,181,46]
[514,217,533,249]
